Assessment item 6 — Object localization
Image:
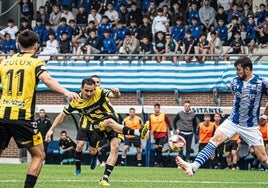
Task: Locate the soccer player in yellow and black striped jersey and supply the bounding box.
[0,30,79,188]
[46,77,141,186]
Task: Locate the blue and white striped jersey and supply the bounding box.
[228,74,268,127]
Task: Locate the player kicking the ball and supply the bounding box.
[176,57,268,176]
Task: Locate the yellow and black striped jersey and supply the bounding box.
[0,53,46,121]
[63,87,118,129]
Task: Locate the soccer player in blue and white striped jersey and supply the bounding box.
[176,57,268,176]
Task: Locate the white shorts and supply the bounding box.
[217,119,264,147]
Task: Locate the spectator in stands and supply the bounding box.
[114,0,128,11]
[129,2,143,27]
[215,18,228,46]
[44,0,55,15]
[240,2,254,25]
[120,32,140,62]
[100,29,117,60]
[188,3,200,26]
[90,0,104,14]
[104,2,119,26]
[215,6,228,24]
[34,19,45,47]
[49,4,62,31]
[171,17,185,51]
[236,0,252,12]
[76,0,90,13]
[59,0,73,10]
[154,31,166,63]
[182,30,196,63]
[121,107,144,166]
[118,4,130,26]
[1,33,17,55]
[138,15,152,41]
[209,31,223,60]
[152,8,169,40]
[170,2,187,26]
[227,3,242,24]
[42,22,55,47]
[244,16,256,54]
[115,21,129,49]
[76,4,88,26]
[56,17,72,40]
[75,29,102,60]
[256,4,268,25]
[59,130,76,164]
[85,21,97,38]
[196,33,210,63]
[197,113,215,168]
[252,0,268,15]
[164,33,180,63]
[188,0,203,10]
[199,0,215,33]
[69,19,84,51]
[36,109,52,157]
[225,134,241,170]
[140,36,155,60]
[206,25,216,42]
[59,32,72,59]
[223,32,245,60]
[189,17,202,43]
[98,15,114,41]
[142,0,151,14]
[40,32,59,61]
[217,0,232,13]
[36,5,50,24]
[228,16,242,44]
[162,5,171,24]
[19,0,34,23]
[61,6,75,24]
[0,19,18,40]
[88,8,102,26]
[148,1,158,22]
[254,15,268,48]
[128,20,139,39]
[19,18,33,32]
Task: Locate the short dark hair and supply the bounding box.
[129,107,135,111]
[18,30,39,49]
[184,100,190,104]
[81,78,96,87]
[234,57,252,71]
[60,130,67,135]
[154,103,160,108]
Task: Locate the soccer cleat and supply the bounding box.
[74,170,81,175]
[90,158,97,170]
[99,179,110,186]
[140,121,149,139]
[175,156,194,176]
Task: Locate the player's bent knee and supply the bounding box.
[76,143,84,151]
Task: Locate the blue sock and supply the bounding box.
[193,141,217,171]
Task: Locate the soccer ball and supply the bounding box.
[168,135,186,151]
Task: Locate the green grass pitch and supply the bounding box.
[0,164,267,188]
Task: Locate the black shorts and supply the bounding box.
[0,119,43,149]
[154,137,166,147]
[225,140,238,152]
[124,136,141,148]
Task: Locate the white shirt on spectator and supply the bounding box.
[252,0,268,14]
[152,15,169,35]
[104,10,119,22]
[0,26,18,40]
[217,0,233,11]
[61,12,75,23]
[88,13,102,24]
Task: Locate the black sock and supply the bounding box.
[24,174,37,188]
[75,151,82,171]
[122,127,134,135]
[92,152,98,160]
[103,164,114,181]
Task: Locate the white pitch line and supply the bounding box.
[1,179,268,185]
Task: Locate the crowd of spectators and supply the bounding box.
[1,0,268,63]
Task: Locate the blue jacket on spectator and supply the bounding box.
[171,24,185,42]
[215,25,228,43]
[2,39,17,54]
[56,24,72,40]
[34,24,45,44]
[244,22,256,40]
[115,26,129,41]
[102,37,117,54]
[257,10,268,25]
[77,0,91,13]
[60,0,73,9]
[98,23,114,40]
[227,11,241,23]
[190,25,202,40]
[188,10,199,25]
[142,0,151,14]
[43,28,55,43]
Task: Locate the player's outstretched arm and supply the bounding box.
[45,112,67,142]
[39,71,80,101]
[108,88,121,98]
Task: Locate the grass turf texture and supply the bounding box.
[0,164,267,188]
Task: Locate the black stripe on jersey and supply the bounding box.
[18,109,26,120]
[4,107,11,119]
